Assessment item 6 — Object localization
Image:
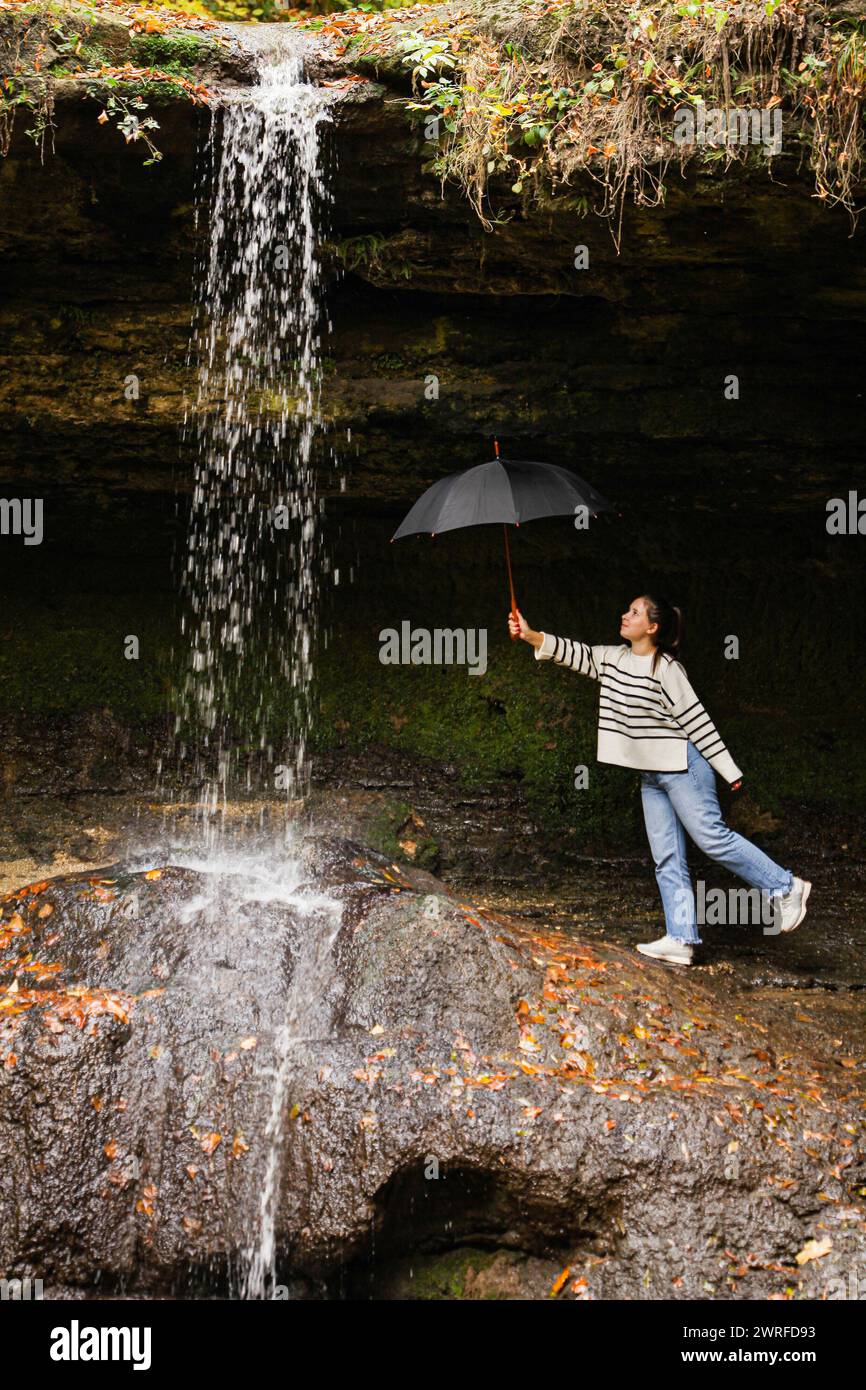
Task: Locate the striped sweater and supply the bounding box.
[535,633,743,786]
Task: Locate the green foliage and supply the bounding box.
[190,0,421,18]
[340,0,866,235]
[330,233,420,282]
[0,2,212,165]
[87,81,163,163]
[333,232,388,270]
[399,31,456,82]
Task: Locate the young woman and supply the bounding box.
[508,595,811,965]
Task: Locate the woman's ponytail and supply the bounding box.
[643,595,684,676]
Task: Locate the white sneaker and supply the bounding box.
[636,935,694,966]
[776,877,812,933]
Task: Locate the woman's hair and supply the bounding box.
[641,594,684,676]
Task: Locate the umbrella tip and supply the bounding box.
[493,437,500,458]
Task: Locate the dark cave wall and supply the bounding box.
[0,83,864,845]
[2,87,864,504]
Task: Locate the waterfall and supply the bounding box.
[172,28,340,1300]
[177,29,331,847]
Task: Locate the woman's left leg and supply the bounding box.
[640,773,701,944]
[662,743,793,903]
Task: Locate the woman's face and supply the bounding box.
[620,597,657,643]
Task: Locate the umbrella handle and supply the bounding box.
[504,524,520,640]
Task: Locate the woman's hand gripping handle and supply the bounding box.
[508,610,543,649]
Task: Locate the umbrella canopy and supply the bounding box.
[391,450,615,641]
[391,457,613,539]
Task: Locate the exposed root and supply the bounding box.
[327,1,866,243]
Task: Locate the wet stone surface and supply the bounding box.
[0,833,863,1300]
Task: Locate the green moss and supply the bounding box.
[1,546,862,849]
[130,33,218,70]
[311,633,640,841]
[96,76,196,107]
[371,352,408,373]
[399,1246,500,1299]
[366,800,441,870]
[73,42,110,69]
[0,596,171,719]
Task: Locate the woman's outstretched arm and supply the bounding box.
[507,610,604,682]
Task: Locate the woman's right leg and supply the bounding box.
[664,744,793,903]
[640,774,701,945]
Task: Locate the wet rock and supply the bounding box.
[0,836,863,1299]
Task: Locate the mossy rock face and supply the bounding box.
[0,3,135,68]
[365,800,442,872]
[370,1246,503,1299]
[364,1246,563,1299]
[130,31,221,72]
[0,1,235,128]
[68,11,133,65]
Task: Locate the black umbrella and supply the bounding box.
[391,441,614,638]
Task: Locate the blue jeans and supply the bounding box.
[640,741,793,944]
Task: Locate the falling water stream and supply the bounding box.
[179,28,331,842]
[173,29,340,1299]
